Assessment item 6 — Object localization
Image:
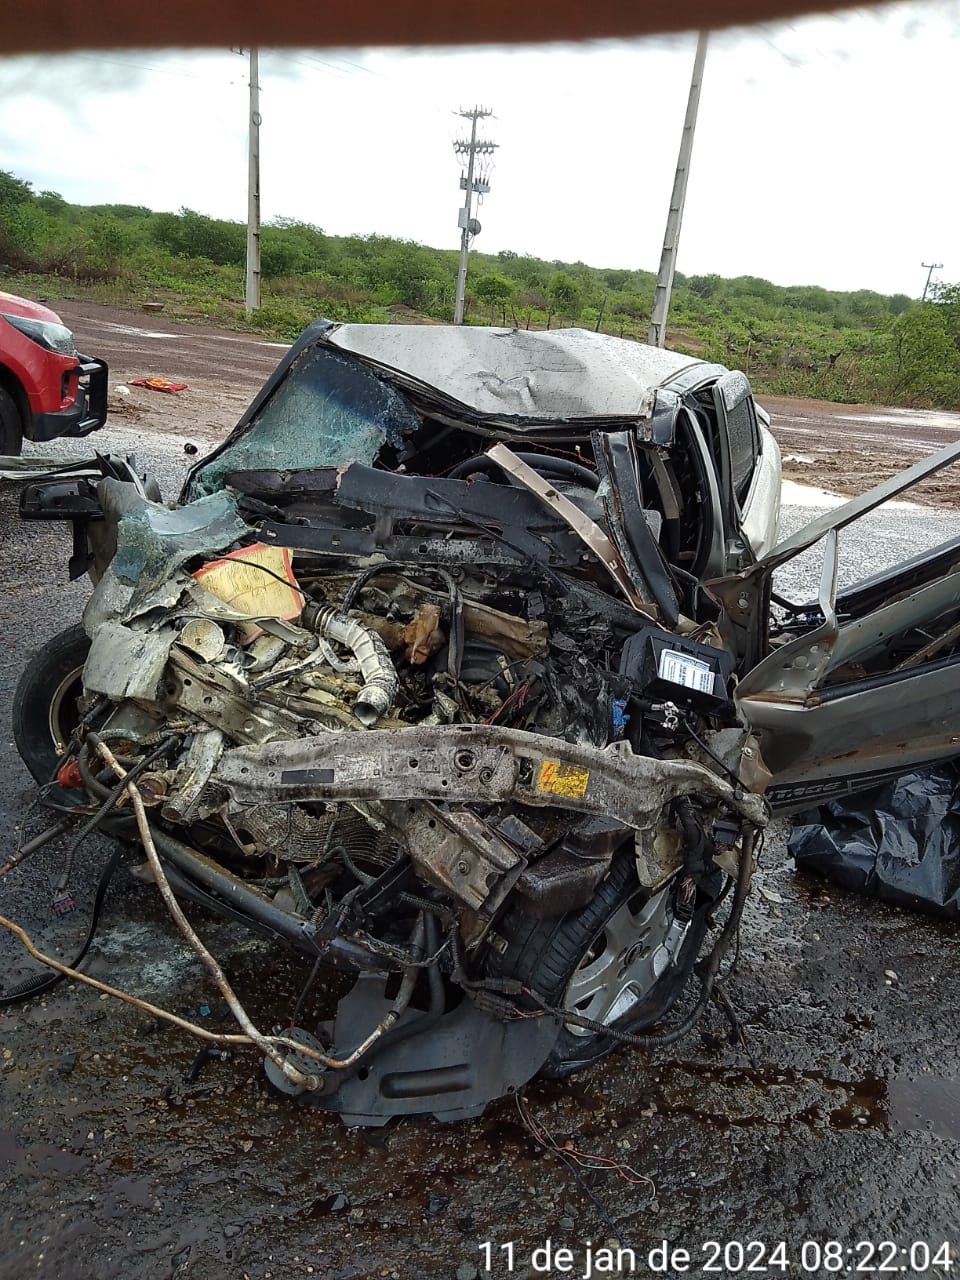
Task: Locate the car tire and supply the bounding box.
[12,624,91,784]
[0,386,23,455]
[487,850,710,1079]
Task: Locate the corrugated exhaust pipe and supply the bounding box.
[301,603,399,726]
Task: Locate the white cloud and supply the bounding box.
[0,2,956,297]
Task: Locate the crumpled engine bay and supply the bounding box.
[7,326,776,1124]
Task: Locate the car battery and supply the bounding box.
[618,625,733,714]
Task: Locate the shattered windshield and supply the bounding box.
[189,343,421,496]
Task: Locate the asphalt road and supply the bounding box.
[1,309,959,1280]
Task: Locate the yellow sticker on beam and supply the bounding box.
[537,760,590,800]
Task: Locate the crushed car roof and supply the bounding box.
[323,323,704,422]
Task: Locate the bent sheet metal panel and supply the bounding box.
[730,438,960,799]
[713,436,960,673]
[752,659,960,805]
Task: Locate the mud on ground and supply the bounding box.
[764,394,960,508]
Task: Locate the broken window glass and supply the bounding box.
[190,345,421,496]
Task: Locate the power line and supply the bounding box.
[74,51,243,84]
[921,261,943,301]
[452,106,498,325]
[271,51,355,83]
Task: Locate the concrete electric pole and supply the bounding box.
[453,107,497,324]
[648,32,709,348]
[921,261,943,302]
[245,48,262,314]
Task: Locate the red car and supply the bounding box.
[0,292,108,454]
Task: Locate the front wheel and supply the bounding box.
[12,624,91,783]
[488,850,710,1078]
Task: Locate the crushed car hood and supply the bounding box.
[324,323,703,422]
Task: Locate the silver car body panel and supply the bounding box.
[325,323,704,422]
[723,438,960,806]
[738,425,782,561]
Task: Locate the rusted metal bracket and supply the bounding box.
[387,802,526,915]
[214,724,769,830]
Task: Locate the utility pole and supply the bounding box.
[245,48,261,314]
[595,292,608,333]
[921,261,943,302]
[453,106,497,324]
[648,32,709,348]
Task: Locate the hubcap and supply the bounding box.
[562,884,690,1037]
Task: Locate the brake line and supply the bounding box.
[53,733,180,896]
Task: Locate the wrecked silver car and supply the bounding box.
[8,322,959,1124]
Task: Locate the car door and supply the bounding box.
[711,370,781,561]
[708,438,960,809]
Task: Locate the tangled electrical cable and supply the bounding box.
[516,1093,656,1191]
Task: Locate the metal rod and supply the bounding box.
[95,739,321,1089]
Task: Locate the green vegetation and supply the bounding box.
[2,168,958,408]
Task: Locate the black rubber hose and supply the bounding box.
[423,912,444,1016]
[76,739,112,800]
[56,734,180,894]
[45,693,109,787]
[338,560,464,686]
[339,559,411,614]
[446,451,599,490]
[340,846,374,886]
[0,845,124,1006]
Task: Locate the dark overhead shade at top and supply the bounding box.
[12,0,872,56]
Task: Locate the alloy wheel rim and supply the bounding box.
[562,884,680,1037]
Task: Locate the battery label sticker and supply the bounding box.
[538,760,590,800]
[658,649,716,695]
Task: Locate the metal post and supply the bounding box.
[921,261,943,302]
[245,48,261,314]
[648,31,709,348]
[454,111,480,325]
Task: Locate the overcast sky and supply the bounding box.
[0,1,957,298]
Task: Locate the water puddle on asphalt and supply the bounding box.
[553,1062,960,1141]
[886,1077,960,1140]
[828,1075,960,1138]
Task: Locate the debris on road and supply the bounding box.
[129,376,189,393]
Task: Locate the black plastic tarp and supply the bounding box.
[787,765,960,921]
